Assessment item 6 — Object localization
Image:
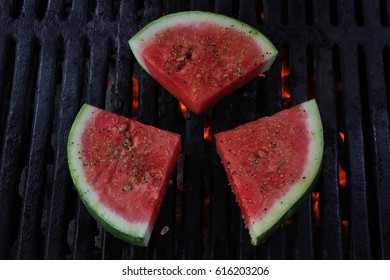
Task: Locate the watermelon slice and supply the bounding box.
[129,11,277,114]
[67,104,181,246]
[215,99,323,245]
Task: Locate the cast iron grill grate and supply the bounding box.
[0,0,389,260]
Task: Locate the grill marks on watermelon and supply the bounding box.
[215,100,323,245]
[68,104,181,246]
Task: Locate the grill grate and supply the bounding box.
[0,0,389,260]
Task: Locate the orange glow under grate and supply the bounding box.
[339,131,345,142]
[312,192,320,228]
[203,125,212,141]
[132,76,139,116]
[179,101,187,118]
[342,220,349,235]
[338,131,347,188]
[338,164,347,188]
[281,49,291,108]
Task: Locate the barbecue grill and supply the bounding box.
[0,0,389,260]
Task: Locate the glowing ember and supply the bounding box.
[258,73,266,77]
[282,84,291,104]
[131,76,139,115]
[285,218,294,225]
[179,101,187,118]
[312,192,320,228]
[281,62,290,78]
[338,164,347,188]
[203,125,212,141]
[338,131,346,188]
[339,131,345,142]
[281,48,291,108]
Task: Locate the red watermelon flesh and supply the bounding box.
[129,11,277,114]
[215,100,323,245]
[67,104,181,246]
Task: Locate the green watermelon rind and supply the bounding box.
[67,104,151,247]
[249,99,324,245]
[129,11,278,77]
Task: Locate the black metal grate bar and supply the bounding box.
[16,37,60,259]
[339,42,371,259]
[315,46,343,259]
[364,42,390,259]
[0,37,36,259]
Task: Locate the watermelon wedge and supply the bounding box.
[129,11,277,114]
[215,99,323,245]
[67,104,181,246]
